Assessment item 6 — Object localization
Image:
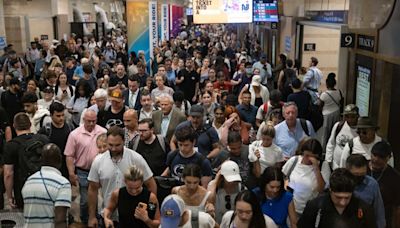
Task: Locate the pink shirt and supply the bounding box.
[64,125,106,170]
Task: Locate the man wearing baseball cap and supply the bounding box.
[97,88,127,129]
[171,104,220,160]
[160,194,216,228]
[325,104,359,169]
[339,117,392,168]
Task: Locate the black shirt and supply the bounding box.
[298,193,376,228]
[118,187,156,227]
[177,69,199,102]
[137,137,167,176]
[370,166,400,228]
[287,91,311,119]
[98,106,126,129]
[109,74,128,88]
[0,90,23,124]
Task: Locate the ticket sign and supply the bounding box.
[193,0,253,24]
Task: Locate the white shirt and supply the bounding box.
[339,135,393,167]
[129,89,139,109]
[282,156,330,214]
[325,121,358,169]
[320,90,341,115]
[220,211,277,228]
[88,148,153,220]
[249,140,284,173]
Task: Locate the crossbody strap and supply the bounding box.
[326,91,340,107]
[40,171,55,203]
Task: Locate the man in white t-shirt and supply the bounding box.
[87,126,157,227]
[339,117,393,168]
[160,194,216,228]
[325,104,359,170]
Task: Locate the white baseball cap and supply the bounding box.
[221,160,242,182]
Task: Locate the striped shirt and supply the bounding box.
[22,166,71,227]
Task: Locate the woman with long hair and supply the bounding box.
[55,72,75,105]
[254,167,297,228]
[282,138,330,216]
[220,106,251,146]
[220,190,277,228]
[26,79,42,99]
[66,80,92,126]
[199,90,217,124]
[171,164,215,216]
[238,75,269,108]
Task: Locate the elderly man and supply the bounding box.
[64,109,106,225]
[80,88,110,125]
[152,94,186,143]
[87,126,157,227]
[274,102,315,160]
[339,117,391,167]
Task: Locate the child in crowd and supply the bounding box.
[96,133,108,154]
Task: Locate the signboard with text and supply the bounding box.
[193,0,253,24]
[304,43,316,51]
[306,10,348,24]
[356,65,371,117]
[357,34,375,52]
[149,1,158,58]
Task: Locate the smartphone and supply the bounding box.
[138,202,147,210]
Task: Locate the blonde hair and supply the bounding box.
[124,166,144,182]
[261,121,276,138]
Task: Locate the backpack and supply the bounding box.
[14,134,49,181]
[261,101,284,119]
[334,121,346,139]
[300,118,310,136]
[41,121,74,138]
[306,92,324,131]
[130,134,166,153]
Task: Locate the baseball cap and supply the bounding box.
[343,104,359,115]
[109,88,123,101]
[189,104,204,117]
[160,194,185,228]
[251,75,261,87]
[220,160,242,182]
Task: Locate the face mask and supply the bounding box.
[354,175,365,185]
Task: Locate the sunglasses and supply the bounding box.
[225,195,231,210]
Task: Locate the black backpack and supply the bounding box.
[14,134,49,180]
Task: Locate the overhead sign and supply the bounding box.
[356,65,371,117]
[341,33,355,48]
[253,0,279,22]
[306,10,348,24]
[161,4,169,42]
[193,0,253,24]
[357,34,375,52]
[0,37,7,50]
[149,1,158,58]
[41,35,49,40]
[304,43,316,51]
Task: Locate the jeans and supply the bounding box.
[76,168,89,224]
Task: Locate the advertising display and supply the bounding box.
[356,65,371,117]
[193,0,253,24]
[170,5,184,37]
[149,1,158,59]
[127,1,150,64]
[161,4,169,42]
[253,0,278,22]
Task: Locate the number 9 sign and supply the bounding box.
[341,33,355,48]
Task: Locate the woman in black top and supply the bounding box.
[103,166,160,228]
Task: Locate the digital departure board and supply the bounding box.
[253,0,279,22]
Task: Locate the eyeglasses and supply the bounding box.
[225,195,231,210]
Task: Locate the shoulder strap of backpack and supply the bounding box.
[156,134,166,153]
[334,121,345,139]
[349,138,354,155]
[43,121,52,137]
[300,118,310,136]
[39,114,49,128]
[287,156,299,181]
[69,85,74,95]
[131,135,141,151]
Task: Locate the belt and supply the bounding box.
[76,167,90,172]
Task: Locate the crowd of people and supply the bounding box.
[0,23,398,228]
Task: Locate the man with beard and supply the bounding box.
[346,154,386,228]
[98,88,127,129]
[0,77,23,126]
[87,126,157,227]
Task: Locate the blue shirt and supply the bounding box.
[236,104,258,127]
[274,119,315,157]
[166,70,176,85]
[253,188,293,228]
[354,175,386,228]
